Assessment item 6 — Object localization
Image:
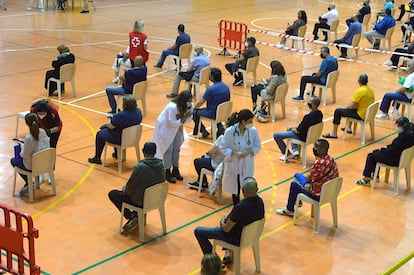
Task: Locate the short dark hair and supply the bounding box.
[237,109,254,123]
[385,8,391,16]
[321,46,330,55]
[210,67,222,82]
[311,96,321,107]
[358,74,368,85]
[178,24,185,33]
[123,95,137,111]
[246,36,256,45]
[316,139,330,153]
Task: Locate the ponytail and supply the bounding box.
[25,113,40,141]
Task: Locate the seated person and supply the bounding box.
[88,95,143,164]
[274,96,323,161]
[105,55,147,114]
[356,117,414,186]
[396,0,414,22]
[365,8,396,49]
[376,0,394,22]
[44,44,75,96]
[276,139,339,216]
[112,47,132,83]
[346,0,371,27]
[334,15,362,58]
[188,113,238,190]
[376,60,414,119]
[250,60,287,113]
[200,253,222,275]
[401,15,414,42]
[108,142,165,231]
[323,73,374,138]
[194,177,265,265]
[383,43,414,68]
[312,3,339,41]
[166,45,210,98]
[276,10,307,48]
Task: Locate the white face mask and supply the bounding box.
[244,41,249,47]
[38,113,47,119]
[397,127,404,133]
[245,122,253,129]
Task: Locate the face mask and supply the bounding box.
[38,113,47,119]
[313,147,319,157]
[245,122,253,129]
[244,41,249,47]
[307,103,313,109]
[328,7,331,11]
[186,102,192,108]
[320,53,325,59]
[397,127,404,133]
[193,51,199,57]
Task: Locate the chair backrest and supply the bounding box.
[179,43,193,59]
[121,125,143,148]
[305,122,324,146]
[133,81,148,100]
[239,218,265,249]
[143,181,169,211]
[246,56,260,73]
[274,82,289,103]
[31,148,56,176]
[352,33,361,47]
[326,70,340,89]
[364,101,379,122]
[198,66,211,86]
[385,26,395,39]
[330,19,339,32]
[390,8,396,17]
[399,146,414,169]
[319,177,343,205]
[215,101,233,122]
[297,25,307,37]
[59,63,76,82]
[362,13,371,25]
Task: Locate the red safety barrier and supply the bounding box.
[218,20,249,56]
[0,203,40,275]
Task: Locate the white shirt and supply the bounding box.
[403,72,414,99]
[321,8,339,26]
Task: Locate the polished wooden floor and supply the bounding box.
[1,0,414,274]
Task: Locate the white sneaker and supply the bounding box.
[276,43,285,49]
[276,208,294,216]
[112,77,119,83]
[383,60,392,66]
[391,109,400,117]
[376,113,390,119]
[292,150,300,158]
[280,154,294,161]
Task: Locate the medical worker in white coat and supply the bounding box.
[220,109,261,204]
[153,90,193,184]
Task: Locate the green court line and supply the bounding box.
[0,251,50,275]
[72,131,397,274]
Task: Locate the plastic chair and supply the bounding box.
[342,101,379,144]
[372,146,414,195]
[397,56,412,74]
[291,25,307,50]
[284,122,324,168]
[132,81,148,116]
[237,56,259,88]
[362,13,371,32]
[187,66,210,103]
[347,33,361,59]
[395,97,414,121]
[320,19,339,41]
[103,125,143,172]
[263,82,289,122]
[213,218,265,275]
[374,26,394,50]
[293,177,343,233]
[119,181,168,242]
[311,70,339,106]
[168,43,192,73]
[13,148,57,203]
[198,168,213,198]
[46,63,76,100]
[198,101,233,142]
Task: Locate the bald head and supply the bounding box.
[194,45,204,55]
[241,177,258,198]
[134,56,144,67]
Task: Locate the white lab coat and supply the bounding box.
[219,123,261,194]
[153,102,192,159]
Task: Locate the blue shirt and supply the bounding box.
[203,81,231,118]
[123,65,147,94]
[374,15,395,35]
[296,110,323,141]
[102,108,142,145]
[191,54,210,78]
[319,56,338,84]
[358,5,371,23]
[343,21,362,44]
[173,32,191,55]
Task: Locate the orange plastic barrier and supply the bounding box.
[0,203,40,275]
[218,20,249,55]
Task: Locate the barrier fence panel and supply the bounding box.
[0,203,40,275]
[218,20,249,56]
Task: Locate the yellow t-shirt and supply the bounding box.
[352,85,375,119]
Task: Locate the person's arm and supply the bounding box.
[220,216,236,233]
[194,98,206,109]
[347,101,357,109]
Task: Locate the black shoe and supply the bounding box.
[165,169,176,183]
[187,181,200,189]
[232,79,243,86]
[314,36,319,40]
[80,9,89,13]
[172,167,183,181]
[122,217,138,231]
[88,157,102,164]
[201,131,210,139]
[166,93,178,98]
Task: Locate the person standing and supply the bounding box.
[153,90,193,183]
[30,99,62,148]
[220,109,261,204]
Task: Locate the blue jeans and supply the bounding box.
[192,108,214,135]
[106,86,126,113]
[194,226,238,254]
[286,181,320,211]
[156,49,176,67]
[273,131,299,155]
[10,157,30,186]
[379,92,410,113]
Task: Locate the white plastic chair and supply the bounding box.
[346,33,361,59]
[284,122,324,168]
[362,13,371,32]
[119,181,168,242]
[320,19,339,41]
[237,55,259,88]
[168,43,192,73]
[291,25,307,50]
[372,146,414,195]
[263,82,289,122]
[373,26,394,50]
[187,66,210,103]
[343,101,379,144]
[198,168,213,198]
[13,148,57,203]
[46,63,76,100]
[132,81,148,116]
[293,177,343,233]
[198,101,233,142]
[213,218,265,275]
[311,70,339,106]
[397,56,412,74]
[395,97,414,122]
[103,125,142,172]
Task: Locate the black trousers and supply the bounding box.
[333,108,362,125]
[108,190,141,220]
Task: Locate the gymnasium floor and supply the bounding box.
[0,0,413,274]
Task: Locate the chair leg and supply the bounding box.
[405,167,411,191]
[270,102,275,122]
[117,147,123,173]
[281,100,286,118]
[385,168,390,183]
[361,123,366,144]
[372,164,380,189]
[138,209,145,242]
[119,205,125,233]
[331,200,338,227]
[159,206,167,234]
[13,170,18,196]
[252,241,261,273]
[141,97,146,116]
[293,197,300,225]
[313,204,320,233]
[49,172,56,195]
[57,80,62,101]
[103,145,107,166]
[301,145,307,168]
[71,79,76,97]
[28,175,34,203]
[394,169,399,195]
[243,71,247,88]
[332,87,336,103]
[234,249,241,275]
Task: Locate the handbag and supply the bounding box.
[14,143,23,162]
[179,70,195,81]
